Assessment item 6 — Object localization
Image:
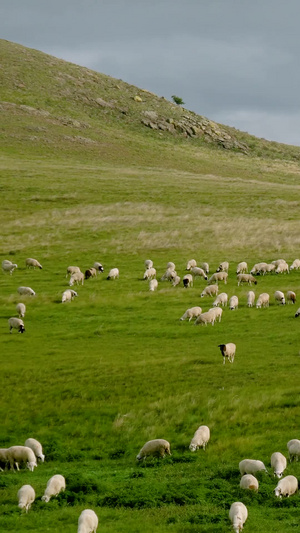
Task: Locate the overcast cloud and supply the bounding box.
[1,0,300,145]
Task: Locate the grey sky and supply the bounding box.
[2,0,300,145]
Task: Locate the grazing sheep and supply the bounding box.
[144,259,153,270]
[186,259,197,270]
[276,261,289,274]
[78,509,98,533]
[93,262,104,273]
[239,459,267,476]
[218,343,236,364]
[183,274,193,288]
[290,259,300,271]
[247,291,255,307]
[274,290,285,305]
[216,261,229,272]
[0,448,8,471]
[161,268,176,281]
[194,309,216,326]
[201,284,219,298]
[166,262,176,271]
[2,259,18,274]
[201,262,210,274]
[272,259,287,267]
[213,292,228,307]
[286,290,296,304]
[17,485,35,513]
[8,317,25,334]
[18,286,35,296]
[295,308,300,318]
[208,272,228,284]
[250,262,268,275]
[42,474,66,502]
[144,267,156,280]
[240,474,259,491]
[172,275,181,287]
[180,307,202,322]
[229,502,248,533]
[85,268,97,279]
[107,268,119,280]
[271,452,287,478]
[287,439,300,462]
[25,438,45,462]
[265,263,276,273]
[189,425,210,451]
[256,293,270,308]
[62,289,78,303]
[229,296,239,310]
[236,262,248,274]
[274,475,298,498]
[66,266,81,278]
[69,271,84,286]
[26,258,42,269]
[136,439,171,461]
[210,306,223,323]
[191,267,208,280]
[237,274,257,286]
[16,303,26,318]
[149,279,158,292]
[6,446,37,471]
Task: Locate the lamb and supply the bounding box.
[172,275,181,287]
[18,286,35,296]
[295,308,300,318]
[180,307,202,321]
[161,268,176,281]
[25,258,42,269]
[62,289,78,303]
[183,274,193,288]
[201,284,219,298]
[213,292,228,307]
[216,261,229,272]
[93,262,104,273]
[208,271,228,284]
[42,474,66,502]
[78,509,98,533]
[17,485,35,513]
[16,303,26,318]
[2,259,18,274]
[85,268,97,279]
[271,452,287,478]
[194,309,216,326]
[274,475,298,498]
[229,502,248,532]
[25,438,45,462]
[286,290,296,304]
[218,343,236,364]
[229,296,239,310]
[69,271,84,286]
[256,293,270,308]
[237,274,257,286]
[239,459,267,476]
[136,439,171,461]
[144,267,156,280]
[144,259,153,270]
[186,259,197,270]
[189,425,210,451]
[240,474,259,491]
[8,317,25,333]
[274,290,285,305]
[287,439,300,462]
[6,445,37,471]
[66,266,81,278]
[190,267,208,280]
[210,306,223,323]
[236,262,248,274]
[166,262,176,271]
[149,279,158,291]
[290,259,300,271]
[247,291,255,307]
[107,268,119,280]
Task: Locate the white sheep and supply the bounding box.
[256,293,270,308]
[229,296,239,310]
[201,262,210,274]
[218,343,236,364]
[166,262,176,271]
[247,291,255,307]
[295,308,300,318]
[69,271,84,286]
[25,438,45,462]
[271,452,287,478]
[136,439,171,461]
[250,262,268,275]
[8,317,25,333]
[144,259,153,270]
[0,448,8,471]
[17,485,35,513]
[186,259,197,270]
[161,268,176,281]
[26,258,42,269]
[274,290,285,305]
[180,307,202,322]
[240,474,259,491]
[210,306,223,323]
[216,261,229,272]
[172,275,181,287]
[286,290,296,304]
[237,274,257,286]
[66,266,81,278]
[239,459,267,476]
[208,271,228,284]
[144,267,156,280]
[16,303,26,318]
[78,509,98,533]
[236,262,248,274]
[189,425,210,451]
[85,268,97,279]
[183,274,193,288]
[229,502,248,533]
[107,268,119,280]
[194,309,216,326]
[93,262,104,273]
[201,284,219,298]
[149,279,158,292]
[274,475,298,498]
[18,286,35,296]
[276,261,289,274]
[290,259,300,271]
[6,446,37,471]
[42,474,66,502]
[62,289,78,303]
[265,263,276,273]
[191,267,208,280]
[213,292,228,307]
[272,259,287,267]
[287,439,300,462]
[2,259,18,275]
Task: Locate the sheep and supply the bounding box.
[8,317,25,333]
[183,274,193,288]
[271,452,287,478]
[144,267,156,280]
[66,266,81,278]
[265,263,276,273]
[149,279,158,292]
[42,474,66,502]
[172,275,181,287]
[274,290,285,305]
[180,307,202,322]
[18,286,35,296]
[240,474,259,491]
[93,262,104,273]
[272,259,287,267]
[208,271,228,284]
[69,271,84,286]
[213,292,228,307]
[144,259,153,270]
[136,439,171,461]
[107,268,119,280]
[276,261,289,274]
[287,439,300,462]
[78,509,98,533]
[239,459,267,476]
[237,274,257,286]
[161,268,176,281]
[166,262,176,271]
[191,267,208,280]
[62,289,78,303]
[0,448,8,471]
[286,290,296,304]
[201,262,210,274]
[189,425,210,451]
[290,259,300,271]
[2,259,18,275]
[25,258,42,269]
[194,309,216,326]
[216,261,229,272]
[17,485,35,513]
[229,502,248,533]
[16,303,26,318]
[186,259,197,270]
[229,296,239,310]
[256,293,270,308]
[201,284,219,298]
[236,262,248,274]
[218,343,236,364]
[250,262,268,275]
[274,475,298,498]
[85,268,97,279]
[247,291,255,307]
[25,438,45,462]
[210,306,223,323]
[6,445,37,471]
[295,308,300,318]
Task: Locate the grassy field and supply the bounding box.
[1,40,300,533]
